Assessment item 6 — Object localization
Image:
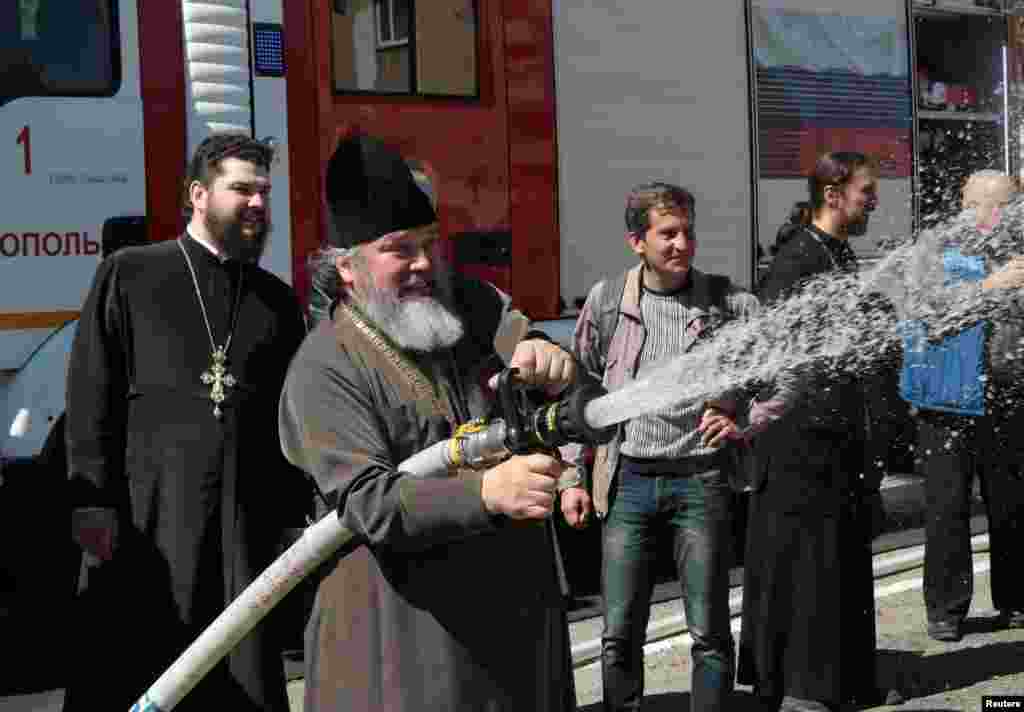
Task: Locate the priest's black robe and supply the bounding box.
[64,235,309,711]
[737,226,878,708]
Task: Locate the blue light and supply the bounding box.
[253,23,285,77]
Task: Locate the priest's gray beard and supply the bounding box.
[357,275,464,354]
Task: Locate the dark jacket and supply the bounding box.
[750,225,874,496]
[757,225,864,434]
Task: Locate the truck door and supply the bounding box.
[552,2,757,307]
[0,0,145,370]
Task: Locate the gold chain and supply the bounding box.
[337,301,453,422]
[177,238,243,418]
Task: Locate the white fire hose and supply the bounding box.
[128,441,454,712]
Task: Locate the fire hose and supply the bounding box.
[129,371,614,712]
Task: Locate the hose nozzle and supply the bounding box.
[529,381,616,448]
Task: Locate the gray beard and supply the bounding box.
[359,282,465,353]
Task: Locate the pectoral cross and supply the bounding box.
[201,345,236,419]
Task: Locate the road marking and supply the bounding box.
[572,547,992,670]
[880,474,923,490]
[874,557,990,600]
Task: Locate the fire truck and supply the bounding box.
[8,0,1020,460]
[0,0,765,464]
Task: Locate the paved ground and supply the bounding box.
[3,555,1019,712]
[288,548,1024,712]
[3,474,1017,712]
[570,552,1022,712]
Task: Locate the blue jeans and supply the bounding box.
[601,456,735,712]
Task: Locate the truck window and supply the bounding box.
[2,0,119,102]
[332,0,478,97]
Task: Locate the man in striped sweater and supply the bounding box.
[561,182,758,712]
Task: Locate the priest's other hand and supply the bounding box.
[482,453,561,520]
[71,506,119,562]
[494,338,575,397]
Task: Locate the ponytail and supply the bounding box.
[771,201,812,254]
[789,201,812,226]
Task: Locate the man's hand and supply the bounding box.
[482,453,561,520]
[495,338,575,397]
[71,507,119,562]
[983,256,1024,290]
[698,404,741,449]
[560,486,593,529]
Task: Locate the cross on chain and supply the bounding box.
[201,345,236,418]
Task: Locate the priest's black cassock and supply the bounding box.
[64,234,309,711]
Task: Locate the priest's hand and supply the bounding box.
[560,486,592,529]
[497,338,576,397]
[482,453,561,520]
[71,506,119,562]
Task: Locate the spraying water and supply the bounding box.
[583,197,1024,431]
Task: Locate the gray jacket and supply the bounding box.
[568,264,759,516]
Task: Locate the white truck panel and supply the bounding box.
[249,0,293,285]
[0,330,59,376]
[751,0,914,256]
[0,321,76,458]
[0,0,145,370]
[552,1,755,307]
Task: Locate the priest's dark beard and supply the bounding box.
[358,280,464,353]
[205,210,269,263]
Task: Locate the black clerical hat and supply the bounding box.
[324,134,437,248]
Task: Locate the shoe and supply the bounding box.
[779,696,832,712]
[927,619,962,642]
[997,610,1024,629]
